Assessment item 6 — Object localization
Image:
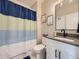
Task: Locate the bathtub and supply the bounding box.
[0,39,36,59]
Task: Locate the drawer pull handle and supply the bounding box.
[59,51,61,59]
[55,49,57,58]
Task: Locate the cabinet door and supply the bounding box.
[42,37,79,59]
[59,42,79,59]
[46,46,58,59]
[42,38,58,59]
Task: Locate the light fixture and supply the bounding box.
[60,2,63,6]
[59,0,64,7]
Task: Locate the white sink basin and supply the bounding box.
[54,37,74,42]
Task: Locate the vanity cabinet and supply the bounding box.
[59,41,79,59]
[42,37,79,59]
[43,38,58,59]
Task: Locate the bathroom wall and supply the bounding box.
[0,0,37,58]
[31,2,37,11]
[41,0,58,37]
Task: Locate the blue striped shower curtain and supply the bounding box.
[0,0,37,59]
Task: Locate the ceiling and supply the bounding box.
[10,0,37,7]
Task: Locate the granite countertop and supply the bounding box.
[44,36,79,47]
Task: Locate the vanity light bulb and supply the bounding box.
[60,2,63,6]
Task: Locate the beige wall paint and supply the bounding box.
[37,0,42,44]
[31,2,37,11]
[42,0,56,15]
[41,0,59,37]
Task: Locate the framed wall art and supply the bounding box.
[41,14,47,23]
[47,15,53,25]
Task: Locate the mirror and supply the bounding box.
[55,0,79,31]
